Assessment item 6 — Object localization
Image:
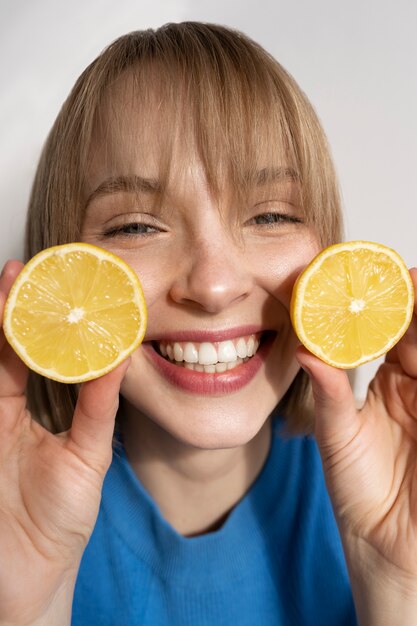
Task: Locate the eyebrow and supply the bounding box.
[86,166,298,206]
[86,175,162,205]
[255,166,298,185]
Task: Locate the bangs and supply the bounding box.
[78,24,342,245]
[85,24,314,227]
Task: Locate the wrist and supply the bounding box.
[0,573,76,626]
[342,533,417,626]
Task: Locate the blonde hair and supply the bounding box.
[25,22,343,433]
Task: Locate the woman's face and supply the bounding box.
[81,97,321,449]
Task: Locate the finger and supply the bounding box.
[0,260,29,397]
[0,260,24,293]
[67,359,131,470]
[0,260,25,352]
[385,267,417,377]
[296,347,361,453]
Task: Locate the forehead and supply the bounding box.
[85,69,296,203]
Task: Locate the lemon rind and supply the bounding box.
[3,242,147,383]
[290,241,414,369]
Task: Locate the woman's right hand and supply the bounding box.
[0,260,129,626]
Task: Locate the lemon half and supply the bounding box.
[4,243,147,383]
[290,241,414,368]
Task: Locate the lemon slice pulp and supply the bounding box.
[290,241,414,368]
[4,243,147,383]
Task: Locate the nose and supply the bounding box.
[169,234,253,314]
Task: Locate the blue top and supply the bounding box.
[72,418,357,625]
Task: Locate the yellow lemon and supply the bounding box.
[4,243,147,383]
[290,241,414,368]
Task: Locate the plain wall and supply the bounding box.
[1,0,416,399]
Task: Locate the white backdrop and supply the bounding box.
[1,0,416,399]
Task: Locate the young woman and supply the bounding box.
[1,22,417,625]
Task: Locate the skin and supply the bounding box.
[81,142,319,533]
[1,94,417,625]
[0,260,130,625]
[296,270,417,625]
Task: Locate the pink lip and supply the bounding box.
[142,332,275,396]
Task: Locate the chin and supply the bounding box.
[153,405,271,450]
[120,353,292,451]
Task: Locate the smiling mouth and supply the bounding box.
[152,332,269,374]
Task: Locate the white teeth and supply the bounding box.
[215,362,228,373]
[172,359,245,373]
[236,337,247,359]
[247,337,255,356]
[158,333,263,371]
[227,357,243,369]
[217,340,237,363]
[173,342,183,362]
[183,342,198,363]
[198,342,218,365]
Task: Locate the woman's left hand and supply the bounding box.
[297,267,417,624]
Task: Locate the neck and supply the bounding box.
[121,404,272,537]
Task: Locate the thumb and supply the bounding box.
[296,347,361,453]
[67,358,131,470]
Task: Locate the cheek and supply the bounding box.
[109,248,174,311]
[247,235,321,306]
